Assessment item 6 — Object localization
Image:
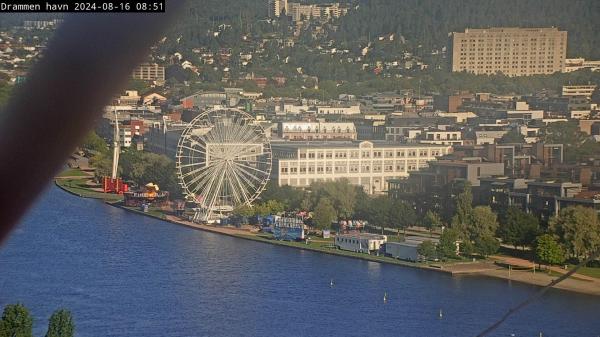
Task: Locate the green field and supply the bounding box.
[55,178,123,202]
[57,168,91,177]
[569,265,600,279]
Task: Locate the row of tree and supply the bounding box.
[0,304,73,337]
[82,133,181,198]
[257,179,599,265]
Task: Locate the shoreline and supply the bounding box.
[54,180,600,297]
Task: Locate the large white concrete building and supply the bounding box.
[450,27,567,76]
[271,141,452,194]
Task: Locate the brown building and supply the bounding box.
[450,27,567,76]
[433,92,474,112]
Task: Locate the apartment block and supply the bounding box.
[450,27,567,76]
[132,62,165,82]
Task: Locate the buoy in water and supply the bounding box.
[438,309,443,319]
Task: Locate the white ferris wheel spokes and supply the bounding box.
[176,108,272,222]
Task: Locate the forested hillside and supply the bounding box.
[2,1,598,59]
[333,0,600,58]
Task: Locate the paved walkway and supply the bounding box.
[492,255,596,282]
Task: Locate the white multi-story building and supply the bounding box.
[278,122,357,140]
[287,2,348,22]
[563,58,600,73]
[420,131,463,145]
[316,104,360,115]
[272,141,452,194]
[268,0,288,17]
[562,85,597,98]
[450,27,567,76]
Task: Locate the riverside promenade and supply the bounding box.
[54,172,600,297]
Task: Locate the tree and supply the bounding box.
[45,309,74,337]
[0,303,33,337]
[80,131,108,154]
[437,228,460,259]
[498,207,539,249]
[422,210,442,237]
[260,183,306,210]
[549,206,600,259]
[389,200,416,237]
[365,196,392,229]
[465,206,498,241]
[119,150,181,198]
[89,151,113,182]
[542,121,600,163]
[417,240,437,260]
[450,181,473,236]
[310,179,358,219]
[232,204,254,218]
[313,198,337,230]
[474,235,500,258]
[535,234,565,267]
[254,200,285,216]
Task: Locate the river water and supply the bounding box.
[1,186,599,336]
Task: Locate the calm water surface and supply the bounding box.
[1,186,599,337]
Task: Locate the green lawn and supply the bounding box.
[55,178,123,202]
[569,265,600,279]
[57,168,90,177]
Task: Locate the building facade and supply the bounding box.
[278,122,357,141]
[450,27,567,76]
[272,141,451,194]
[131,63,165,82]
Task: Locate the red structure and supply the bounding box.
[103,177,128,194]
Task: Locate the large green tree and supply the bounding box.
[45,309,74,337]
[119,149,181,197]
[422,210,442,237]
[498,207,539,249]
[80,131,109,155]
[535,234,565,267]
[310,179,358,219]
[389,200,416,237]
[467,206,499,242]
[474,235,500,257]
[437,228,460,259]
[417,240,437,260]
[313,198,337,229]
[0,303,33,337]
[450,181,473,236]
[260,183,306,210]
[549,206,600,259]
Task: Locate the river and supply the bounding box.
[1,186,599,336]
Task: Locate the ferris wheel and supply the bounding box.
[176,108,272,222]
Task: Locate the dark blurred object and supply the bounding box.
[0,7,184,243]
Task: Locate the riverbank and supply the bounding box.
[53,176,600,296]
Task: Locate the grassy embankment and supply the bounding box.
[55,168,123,202]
